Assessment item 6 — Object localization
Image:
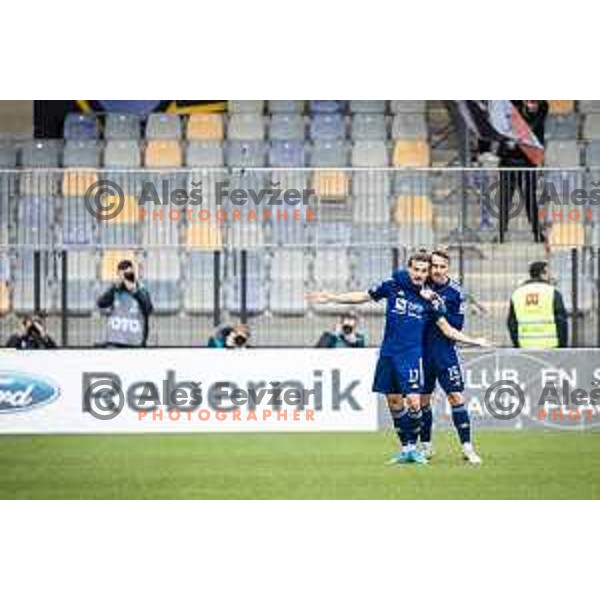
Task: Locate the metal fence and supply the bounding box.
[0,167,598,348]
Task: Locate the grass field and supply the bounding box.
[1,430,599,499]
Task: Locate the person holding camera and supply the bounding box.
[6,314,57,349]
[97,259,153,348]
[208,323,251,349]
[316,312,366,348]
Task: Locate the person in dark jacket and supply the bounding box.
[498,100,549,243]
[97,259,153,347]
[507,261,568,348]
[6,314,57,349]
[316,312,366,348]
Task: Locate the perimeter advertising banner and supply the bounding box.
[1,348,600,433]
[0,349,380,433]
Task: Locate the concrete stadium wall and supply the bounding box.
[0,101,33,136]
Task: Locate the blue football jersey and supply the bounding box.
[368,269,445,357]
[424,278,465,357]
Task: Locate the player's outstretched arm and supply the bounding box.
[306,291,371,305]
[436,316,492,347]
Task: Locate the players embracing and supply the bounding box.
[307,247,489,466]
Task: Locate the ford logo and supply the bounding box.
[0,372,60,413]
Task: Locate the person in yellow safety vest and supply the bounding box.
[507,261,568,348]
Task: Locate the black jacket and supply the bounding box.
[97,283,154,346]
[507,279,568,348]
[6,332,57,350]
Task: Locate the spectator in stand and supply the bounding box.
[316,312,366,348]
[6,314,57,349]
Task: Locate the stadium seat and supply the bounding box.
[548,222,585,248]
[352,195,390,224]
[315,221,352,245]
[63,113,99,140]
[351,114,387,141]
[228,114,266,140]
[349,100,386,114]
[269,141,306,167]
[225,251,267,314]
[310,140,348,167]
[99,223,138,246]
[585,141,600,166]
[309,101,344,113]
[351,248,394,283]
[0,142,18,167]
[61,170,98,196]
[310,114,346,141]
[314,249,350,290]
[391,114,427,140]
[227,224,265,248]
[313,171,349,199]
[544,141,580,167]
[144,140,183,167]
[269,280,307,315]
[226,141,266,167]
[185,141,224,167]
[583,115,600,140]
[351,141,388,167]
[63,140,102,167]
[392,194,433,225]
[20,140,61,167]
[105,113,141,140]
[16,196,55,245]
[183,251,222,314]
[228,100,265,114]
[104,140,141,167]
[61,197,96,245]
[545,115,578,140]
[548,101,575,115]
[186,223,223,249]
[142,219,181,247]
[64,251,97,314]
[390,100,426,113]
[268,100,304,114]
[0,253,9,281]
[145,113,182,140]
[101,250,136,281]
[140,250,181,313]
[13,251,52,313]
[351,223,393,246]
[269,114,305,141]
[392,140,430,167]
[186,114,224,141]
[352,171,391,197]
[393,172,430,196]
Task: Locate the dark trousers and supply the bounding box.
[499,168,543,242]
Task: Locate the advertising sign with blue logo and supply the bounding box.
[0,372,60,413]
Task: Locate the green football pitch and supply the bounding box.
[1,430,599,499]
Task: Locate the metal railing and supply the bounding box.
[0,167,598,348]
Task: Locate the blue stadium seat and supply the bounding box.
[351,114,387,141]
[269,141,306,167]
[268,100,304,114]
[310,114,346,141]
[105,113,141,140]
[63,113,99,140]
[309,101,344,113]
[186,142,224,167]
[17,196,55,245]
[310,141,348,167]
[226,141,266,167]
[269,114,305,141]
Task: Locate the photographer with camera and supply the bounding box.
[97,259,153,348]
[6,314,57,349]
[208,323,251,349]
[316,312,366,348]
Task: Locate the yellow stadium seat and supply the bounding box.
[145,140,183,167]
[101,250,136,281]
[111,196,140,224]
[186,224,223,249]
[313,171,349,199]
[62,170,98,196]
[548,101,575,115]
[0,282,10,315]
[549,222,585,249]
[392,140,430,167]
[392,195,434,225]
[187,114,224,141]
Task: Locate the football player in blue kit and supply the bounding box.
[307,250,489,465]
[419,248,482,464]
